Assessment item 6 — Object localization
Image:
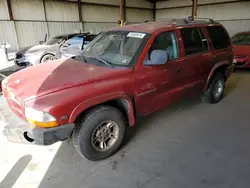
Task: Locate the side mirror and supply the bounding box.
[63,43,70,47]
[144,50,169,66]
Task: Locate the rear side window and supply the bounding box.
[181,28,208,56]
[206,26,230,50]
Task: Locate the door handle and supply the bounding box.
[177,68,183,73]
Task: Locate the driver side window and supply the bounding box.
[65,35,84,49]
[145,31,178,62]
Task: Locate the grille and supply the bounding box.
[235,55,246,58]
[15,53,23,59]
[235,62,247,66]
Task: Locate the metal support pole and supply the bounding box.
[42,0,50,39]
[120,0,125,26]
[78,0,83,32]
[192,0,198,18]
[153,1,156,20]
[6,0,13,21]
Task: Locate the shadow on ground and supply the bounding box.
[37,96,202,188]
[0,155,32,188]
[36,71,247,188]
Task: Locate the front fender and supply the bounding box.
[69,92,135,126]
[204,60,230,90]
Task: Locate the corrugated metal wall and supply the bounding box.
[0,21,19,50]
[45,1,79,22]
[12,0,45,20]
[15,21,47,47]
[0,0,153,51]
[156,0,250,36]
[48,22,82,37]
[82,0,153,33]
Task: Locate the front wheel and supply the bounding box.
[40,54,57,63]
[201,72,225,104]
[0,73,6,95]
[72,105,126,161]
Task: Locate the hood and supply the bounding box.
[16,44,59,55]
[5,58,131,102]
[16,45,34,54]
[233,45,250,56]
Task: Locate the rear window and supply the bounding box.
[181,27,208,56]
[206,26,230,50]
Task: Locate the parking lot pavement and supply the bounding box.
[1,71,250,188]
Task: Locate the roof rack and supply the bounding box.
[144,18,188,24]
[187,16,214,23]
[144,16,215,24]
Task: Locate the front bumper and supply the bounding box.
[234,61,250,68]
[14,57,30,66]
[14,54,42,66]
[0,96,74,145]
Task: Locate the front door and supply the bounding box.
[134,31,186,116]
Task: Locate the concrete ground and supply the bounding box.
[1,71,250,188]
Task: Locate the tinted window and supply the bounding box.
[207,26,230,49]
[147,31,178,61]
[181,28,207,55]
[83,35,97,48]
[44,36,64,45]
[67,36,84,46]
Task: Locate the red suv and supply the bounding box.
[1,17,234,161]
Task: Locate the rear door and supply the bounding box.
[177,27,212,94]
[206,25,233,69]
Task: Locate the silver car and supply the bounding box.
[14,33,96,66]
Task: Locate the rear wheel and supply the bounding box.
[72,105,126,161]
[202,72,225,104]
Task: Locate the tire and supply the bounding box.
[40,54,56,63]
[0,73,6,95]
[202,72,225,104]
[72,105,126,161]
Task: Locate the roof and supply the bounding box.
[111,21,175,33]
[111,18,219,34]
[55,32,91,38]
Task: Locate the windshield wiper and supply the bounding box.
[92,57,114,68]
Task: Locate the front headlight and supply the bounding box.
[25,107,59,128]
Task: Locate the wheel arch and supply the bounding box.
[69,93,136,126]
[40,52,56,63]
[204,61,230,90]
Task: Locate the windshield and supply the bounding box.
[81,31,148,67]
[44,36,65,45]
[231,34,250,45]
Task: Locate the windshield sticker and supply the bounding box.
[127,32,146,38]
